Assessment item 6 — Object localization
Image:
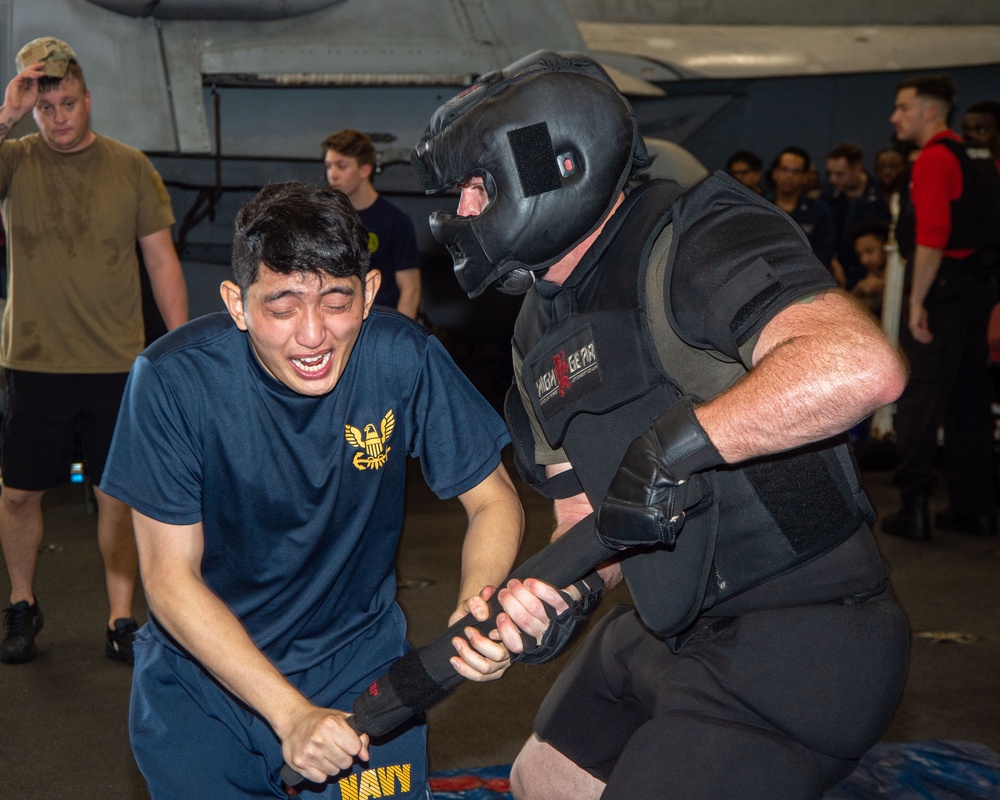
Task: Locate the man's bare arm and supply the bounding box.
[446,463,525,681]
[453,463,524,611]
[0,63,45,146]
[395,268,421,320]
[906,244,944,344]
[696,289,907,464]
[139,228,189,330]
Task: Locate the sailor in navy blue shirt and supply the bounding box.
[101,183,523,799]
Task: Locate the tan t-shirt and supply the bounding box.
[0,133,175,373]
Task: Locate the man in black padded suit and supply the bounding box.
[410,50,911,800]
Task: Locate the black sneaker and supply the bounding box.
[1,599,44,664]
[106,617,138,664]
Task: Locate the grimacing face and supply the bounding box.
[221,265,381,397]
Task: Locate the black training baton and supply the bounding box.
[281,514,616,788]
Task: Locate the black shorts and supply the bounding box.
[1,370,129,490]
[534,591,909,800]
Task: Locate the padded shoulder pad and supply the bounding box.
[666,171,836,360]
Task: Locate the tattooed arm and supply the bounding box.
[695,289,907,464]
[0,63,45,145]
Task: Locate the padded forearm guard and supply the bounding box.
[597,396,723,550]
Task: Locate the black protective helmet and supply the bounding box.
[411,50,650,298]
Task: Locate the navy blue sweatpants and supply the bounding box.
[130,607,432,800]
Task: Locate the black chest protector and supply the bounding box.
[508,177,874,638]
[896,138,1000,260]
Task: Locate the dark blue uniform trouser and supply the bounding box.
[129,606,432,800]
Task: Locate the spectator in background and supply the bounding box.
[0,37,188,665]
[323,129,422,319]
[962,100,1000,168]
[726,150,764,194]
[884,73,1000,541]
[823,142,892,290]
[963,100,1000,486]
[802,161,822,199]
[850,218,891,317]
[874,146,909,211]
[768,146,836,276]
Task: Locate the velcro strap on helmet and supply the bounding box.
[508,122,562,198]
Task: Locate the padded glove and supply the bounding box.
[597,396,722,550]
[515,572,605,665]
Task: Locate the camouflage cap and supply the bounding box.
[16,37,77,78]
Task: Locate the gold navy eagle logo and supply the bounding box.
[346,410,395,471]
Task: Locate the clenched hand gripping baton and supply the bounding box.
[280,515,617,787]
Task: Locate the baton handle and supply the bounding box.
[280,714,361,789]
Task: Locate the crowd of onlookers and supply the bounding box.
[722,97,1000,324]
[725,82,1000,545]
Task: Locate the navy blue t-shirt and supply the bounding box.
[359,196,419,310]
[102,310,509,675]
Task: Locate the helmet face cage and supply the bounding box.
[412,50,649,298]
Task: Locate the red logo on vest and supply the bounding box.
[553,351,572,397]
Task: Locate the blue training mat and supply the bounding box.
[429,741,1000,799]
[823,741,1000,800]
[429,764,512,800]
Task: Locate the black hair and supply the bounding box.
[875,145,906,161]
[231,182,370,295]
[897,74,957,124]
[771,145,812,173]
[965,100,1000,128]
[851,218,891,244]
[826,141,864,165]
[726,149,762,172]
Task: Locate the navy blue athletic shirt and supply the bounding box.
[102,310,509,675]
[359,196,419,310]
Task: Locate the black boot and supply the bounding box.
[882,495,931,541]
